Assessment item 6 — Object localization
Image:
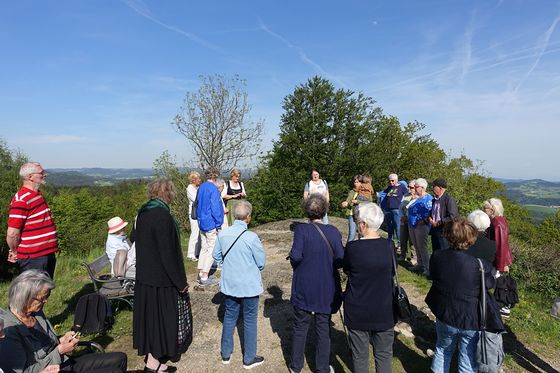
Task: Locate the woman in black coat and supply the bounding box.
[425,217,504,373]
[133,178,190,373]
[343,202,396,373]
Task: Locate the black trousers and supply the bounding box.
[19,253,57,279]
[62,351,127,373]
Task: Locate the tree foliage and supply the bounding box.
[172,74,264,173]
[0,140,27,277]
[152,151,190,232]
[249,76,502,223]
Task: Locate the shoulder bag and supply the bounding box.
[476,258,505,373]
[222,230,248,260]
[391,243,413,321]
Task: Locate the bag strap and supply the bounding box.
[222,230,248,260]
[477,258,487,331]
[311,223,335,257]
[390,241,403,296]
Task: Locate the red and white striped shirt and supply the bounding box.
[8,186,59,259]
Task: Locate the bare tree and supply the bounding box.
[172,75,264,173]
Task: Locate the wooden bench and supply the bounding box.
[82,254,134,310]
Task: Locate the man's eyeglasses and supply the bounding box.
[31,171,47,177]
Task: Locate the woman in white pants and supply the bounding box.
[187,171,202,261]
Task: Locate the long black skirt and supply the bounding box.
[133,282,192,363]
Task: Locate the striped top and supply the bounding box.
[8,186,59,259]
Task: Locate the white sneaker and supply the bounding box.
[500,306,511,316]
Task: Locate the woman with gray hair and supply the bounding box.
[343,202,396,373]
[407,178,433,276]
[289,194,343,373]
[0,270,127,373]
[466,210,496,264]
[483,198,513,316]
[483,198,512,274]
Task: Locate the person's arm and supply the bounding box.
[332,230,344,269]
[221,183,230,199]
[444,195,459,222]
[250,235,266,271]
[154,211,188,291]
[324,180,330,203]
[210,188,224,230]
[240,182,247,197]
[289,225,305,267]
[303,181,310,200]
[187,185,197,203]
[212,236,224,264]
[6,227,20,262]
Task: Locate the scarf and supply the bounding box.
[138,198,180,239]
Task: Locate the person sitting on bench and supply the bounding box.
[106,216,136,278]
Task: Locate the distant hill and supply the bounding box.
[47,168,154,187]
[498,179,560,206]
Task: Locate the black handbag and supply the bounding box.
[391,243,413,321]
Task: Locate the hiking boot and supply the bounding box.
[198,277,219,286]
[243,355,265,369]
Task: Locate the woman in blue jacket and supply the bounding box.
[289,194,343,373]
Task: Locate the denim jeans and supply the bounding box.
[221,295,259,364]
[384,209,401,244]
[432,320,479,373]
[347,216,357,243]
[290,306,331,373]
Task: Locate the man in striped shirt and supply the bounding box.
[6,162,59,278]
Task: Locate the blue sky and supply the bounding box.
[1,0,559,181]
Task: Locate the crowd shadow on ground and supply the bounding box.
[503,323,559,373]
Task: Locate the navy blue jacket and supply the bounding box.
[425,249,504,332]
[289,223,343,314]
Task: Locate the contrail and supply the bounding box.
[123,0,223,54]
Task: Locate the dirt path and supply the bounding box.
[131,218,559,373]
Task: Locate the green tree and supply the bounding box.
[0,139,27,276]
[172,74,264,173]
[152,151,190,232]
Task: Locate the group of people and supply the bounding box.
[2,162,514,373]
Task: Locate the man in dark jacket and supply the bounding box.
[428,178,458,251]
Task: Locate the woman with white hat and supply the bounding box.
[106,216,136,278]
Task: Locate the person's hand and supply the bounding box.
[59,331,75,344]
[503,265,509,273]
[351,199,358,204]
[40,365,60,373]
[180,284,189,293]
[341,201,348,208]
[58,332,79,355]
[224,207,229,214]
[7,250,17,263]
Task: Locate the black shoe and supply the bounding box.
[243,355,265,369]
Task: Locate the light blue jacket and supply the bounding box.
[212,220,265,298]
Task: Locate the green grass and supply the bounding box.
[0,237,197,370]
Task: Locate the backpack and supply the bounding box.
[191,190,199,220]
[494,274,519,308]
[72,293,114,335]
